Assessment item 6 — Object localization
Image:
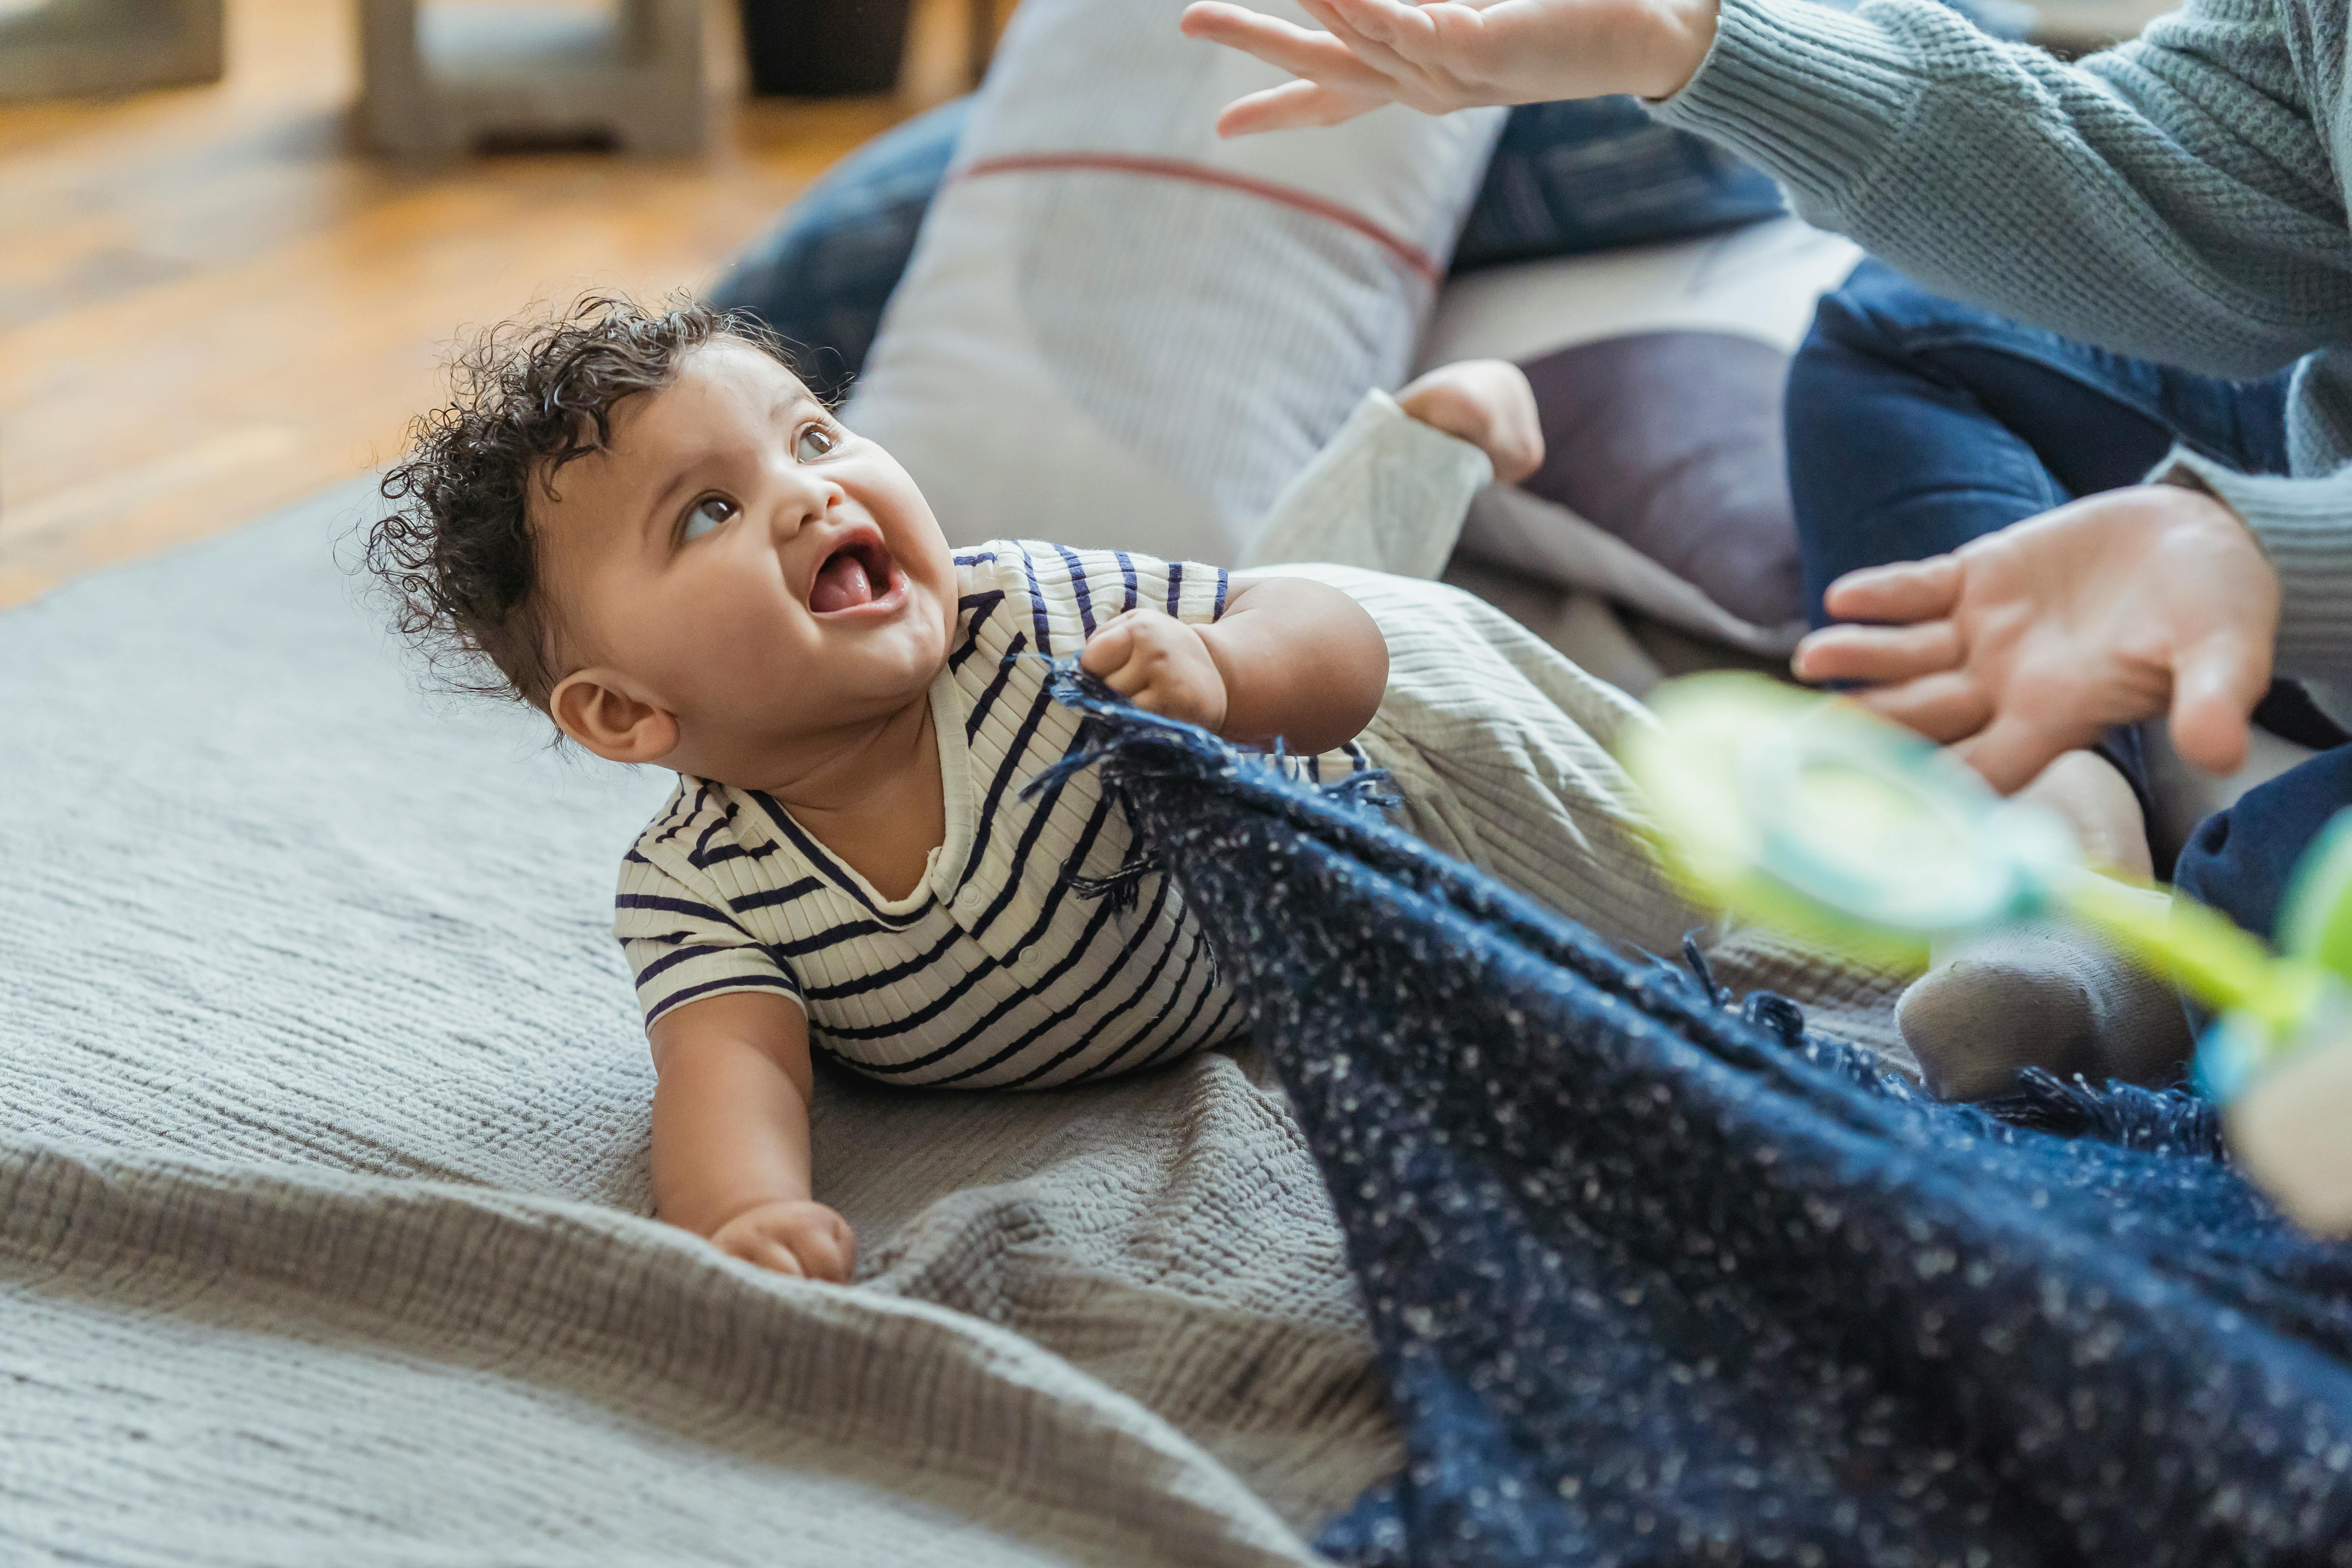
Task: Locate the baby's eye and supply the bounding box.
[681,496,736,541]
[795,423,840,462]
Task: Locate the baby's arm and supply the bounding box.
[1080,361,1542,750]
[1080,577,1387,754]
[646,990,855,1281]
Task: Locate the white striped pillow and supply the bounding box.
[838,0,1503,566]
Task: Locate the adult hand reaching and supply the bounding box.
[1178,0,1722,136]
[1791,485,2280,794]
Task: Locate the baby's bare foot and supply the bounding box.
[1395,359,1544,485]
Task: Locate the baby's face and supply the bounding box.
[534,340,955,775]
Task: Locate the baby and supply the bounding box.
[368,294,1687,1281]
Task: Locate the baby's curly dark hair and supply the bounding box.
[363,292,798,707]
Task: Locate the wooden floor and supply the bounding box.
[0,0,973,609]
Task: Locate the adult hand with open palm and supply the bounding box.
[1791,485,2280,794]
[1178,0,1722,136]
[1181,0,2288,800]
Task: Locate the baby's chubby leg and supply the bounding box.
[1239,359,1540,578]
[1393,360,1545,486]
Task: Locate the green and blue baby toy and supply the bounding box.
[1619,673,2352,1235]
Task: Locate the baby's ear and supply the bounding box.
[549,671,679,765]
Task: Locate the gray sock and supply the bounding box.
[1894,917,2194,1101]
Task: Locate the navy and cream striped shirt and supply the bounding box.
[613,540,1367,1090]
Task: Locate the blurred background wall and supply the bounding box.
[0,0,989,609]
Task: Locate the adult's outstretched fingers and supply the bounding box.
[2167,628,2269,777]
[1217,79,1386,134]
[1955,711,2076,797]
[1319,0,1438,47]
[1844,669,1993,747]
[1820,554,1965,626]
[1181,2,1376,81]
[1791,618,1963,687]
[1297,0,1419,76]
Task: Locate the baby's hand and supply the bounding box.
[1081,608,1230,733]
[708,1198,857,1282]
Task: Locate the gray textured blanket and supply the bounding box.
[0,482,1390,1565]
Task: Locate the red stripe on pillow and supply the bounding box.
[953,152,1443,285]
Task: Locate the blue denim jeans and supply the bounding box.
[1786,259,2295,622]
[1785,260,2339,935]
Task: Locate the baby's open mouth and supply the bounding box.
[809,536,896,614]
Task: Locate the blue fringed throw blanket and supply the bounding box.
[1046,673,2352,1568]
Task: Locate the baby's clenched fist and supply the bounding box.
[708,1198,856,1282]
[1080,608,1230,733]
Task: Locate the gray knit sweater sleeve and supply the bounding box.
[2156,449,2352,685]
[1654,0,2352,685]
[1654,0,2352,376]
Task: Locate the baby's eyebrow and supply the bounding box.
[640,459,700,542]
[637,385,820,542]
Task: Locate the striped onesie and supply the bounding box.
[615,541,1368,1091]
[614,392,1716,1091]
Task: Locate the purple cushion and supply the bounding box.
[1516,331,1802,631]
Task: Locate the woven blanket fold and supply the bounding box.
[3,1132,1339,1566]
[1045,672,2352,1568]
